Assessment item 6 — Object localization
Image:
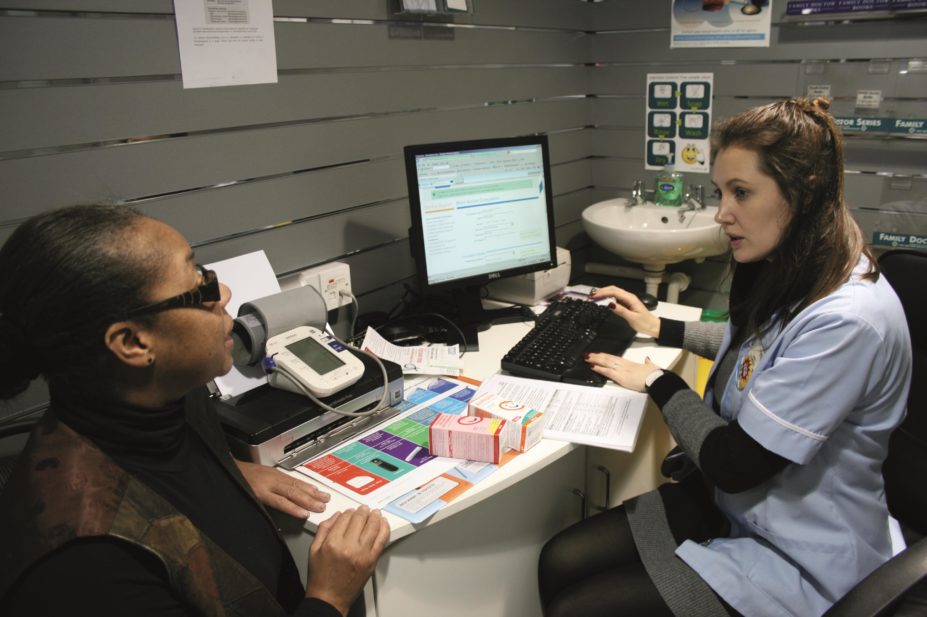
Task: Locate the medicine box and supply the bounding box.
[468,392,547,453]
[428,413,508,464]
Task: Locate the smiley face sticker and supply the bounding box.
[681,143,700,165]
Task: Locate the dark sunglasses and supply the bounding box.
[125,265,221,318]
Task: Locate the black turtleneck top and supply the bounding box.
[3,386,340,617]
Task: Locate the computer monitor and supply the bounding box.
[404,134,558,348]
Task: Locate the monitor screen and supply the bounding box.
[405,135,557,291]
[403,135,558,347]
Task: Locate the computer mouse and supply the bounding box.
[638,293,659,310]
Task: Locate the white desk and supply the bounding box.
[279,300,702,617]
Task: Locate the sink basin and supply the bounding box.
[582,198,729,268]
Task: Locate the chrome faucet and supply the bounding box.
[628,180,649,207]
[678,185,705,221]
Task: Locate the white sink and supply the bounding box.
[582,198,729,268]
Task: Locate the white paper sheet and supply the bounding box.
[173,0,278,89]
[206,250,281,398]
[361,327,463,376]
[478,373,648,452]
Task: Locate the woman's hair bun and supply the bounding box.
[811,96,831,112]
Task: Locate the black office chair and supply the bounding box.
[0,420,36,492]
[824,249,927,617]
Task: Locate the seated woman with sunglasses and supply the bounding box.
[0,205,388,617]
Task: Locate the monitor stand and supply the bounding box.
[402,285,533,352]
[452,285,533,352]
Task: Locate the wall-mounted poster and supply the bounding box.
[645,73,714,174]
[174,0,278,89]
[670,0,773,48]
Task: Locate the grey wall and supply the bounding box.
[1,0,925,419]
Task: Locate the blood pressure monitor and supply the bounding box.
[265,326,365,397]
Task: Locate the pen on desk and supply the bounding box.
[405,446,423,462]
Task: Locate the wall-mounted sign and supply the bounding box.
[855,90,883,109]
[670,0,772,48]
[834,117,927,134]
[872,231,927,250]
[807,84,831,97]
[787,0,927,15]
[645,73,714,173]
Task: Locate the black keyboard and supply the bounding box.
[500,298,637,387]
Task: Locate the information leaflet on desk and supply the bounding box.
[361,327,463,376]
[478,373,647,452]
[295,376,519,523]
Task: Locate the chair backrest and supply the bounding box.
[823,250,927,617]
[878,249,927,539]
[0,422,34,493]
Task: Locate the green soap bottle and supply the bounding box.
[654,158,683,206]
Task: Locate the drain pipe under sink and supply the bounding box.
[585,262,691,304]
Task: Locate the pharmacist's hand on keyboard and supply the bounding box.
[585,352,659,392]
[588,286,660,339]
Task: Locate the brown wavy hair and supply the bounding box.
[712,97,877,336]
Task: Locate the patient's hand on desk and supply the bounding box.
[234,459,331,519]
[589,285,660,338]
[586,352,659,393]
[307,506,390,615]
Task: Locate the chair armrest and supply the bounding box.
[824,537,927,617]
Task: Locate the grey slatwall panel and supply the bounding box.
[592,22,927,64]
[1,68,592,152]
[591,62,802,97]
[137,157,409,246]
[0,17,592,81]
[0,99,592,221]
[0,0,596,30]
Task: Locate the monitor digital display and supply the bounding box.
[405,136,557,291]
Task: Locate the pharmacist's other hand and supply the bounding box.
[306,506,390,616]
[588,286,660,338]
[586,352,659,393]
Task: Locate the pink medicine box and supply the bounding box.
[428,413,508,464]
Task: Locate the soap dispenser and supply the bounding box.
[654,156,683,206]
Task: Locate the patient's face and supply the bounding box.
[135,219,234,392]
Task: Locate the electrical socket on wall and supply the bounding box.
[298,262,352,311]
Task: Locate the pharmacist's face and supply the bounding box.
[712,147,792,263]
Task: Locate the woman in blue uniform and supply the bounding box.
[538,98,911,616]
[0,205,388,616]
